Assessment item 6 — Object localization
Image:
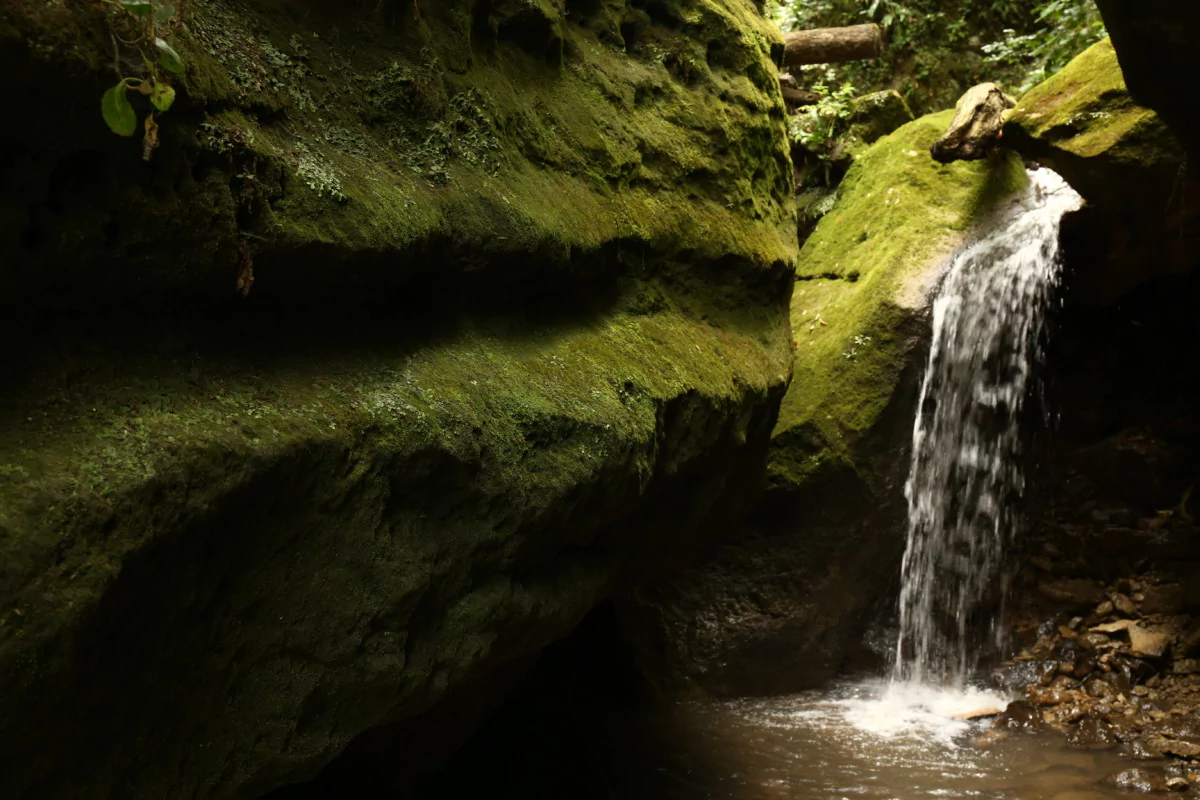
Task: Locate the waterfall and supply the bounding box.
[892,168,1083,687]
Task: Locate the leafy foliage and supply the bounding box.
[790,81,859,152]
[788,81,860,184]
[982,0,1107,92]
[768,0,1105,114]
[99,0,186,158]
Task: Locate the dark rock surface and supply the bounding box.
[0,1,797,798]
[1094,2,1200,158]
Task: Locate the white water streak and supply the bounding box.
[892,168,1083,687]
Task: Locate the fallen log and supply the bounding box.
[784,24,884,67]
[930,83,1015,163]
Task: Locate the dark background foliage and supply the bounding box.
[770,0,1106,114]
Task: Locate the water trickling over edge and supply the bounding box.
[891,168,1083,688]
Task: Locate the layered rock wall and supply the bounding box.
[0,1,796,797]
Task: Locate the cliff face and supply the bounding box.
[0,1,795,797]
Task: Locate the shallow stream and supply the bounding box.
[436,678,1144,800]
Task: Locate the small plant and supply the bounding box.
[788,80,858,184]
[789,80,858,151]
[843,333,872,360]
[99,0,187,159]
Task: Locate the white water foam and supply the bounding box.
[838,679,1009,743]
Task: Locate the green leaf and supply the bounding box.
[155,38,185,74]
[155,3,176,24]
[150,82,176,112]
[101,83,137,136]
[119,0,154,16]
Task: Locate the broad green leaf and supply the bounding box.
[150,82,176,112]
[155,3,176,24]
[101,83,137,136]
[155,38,186,74]
[119,0,153,16]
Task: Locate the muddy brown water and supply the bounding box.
[428,678,1154,800]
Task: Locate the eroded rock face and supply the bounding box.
[618,112,1030,696]
[0,1,795,797]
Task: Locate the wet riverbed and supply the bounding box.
[428,677,1165,800]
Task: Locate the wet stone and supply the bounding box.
[1145,735,1200,759]
[995,700,1043,730]
[993,661,1060,692]
[1078,632,1114,651]
[1104,767,1169,792]
[1067,715,1119,750]
[1113,593,1139,617]
[1129,626,1171,659]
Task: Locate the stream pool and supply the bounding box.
[431,678,1157,800]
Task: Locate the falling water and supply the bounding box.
[892,168,1083,687]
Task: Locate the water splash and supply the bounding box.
[892,168,1083,687]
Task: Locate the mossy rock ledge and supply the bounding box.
[619,112,1030,695]
[1093,1,1200,158]
[1005,38,1199,304]
[0,1,795,797]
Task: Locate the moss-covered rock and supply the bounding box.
[1005,39,1184,210]
[1005,38,1199,305]
[848,90,916,147]
[0,0,795,797]
[774,110,1026,494]
[0,0,795,302]
[1093,1,1200,158]
[792,90,914,242]
[618,112,1029,697]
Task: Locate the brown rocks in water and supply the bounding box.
[1171,659,1200,675]
[1084,677,1117,699]
[1166,776,1189,791]
[1074,653,1099,679]
[929,83,1015,163]
[1145,735,1200,759]
[1067,715,1120,749]
[1041,579,1107,608]
[995,700,1044,731]
[1104,767,1170,792]
[1095,600,1116,617]
[1078,631,1114,651]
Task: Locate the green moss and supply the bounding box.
[769,111,1028,491]
[170,0,797,272]
[1007,39,1178,166]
